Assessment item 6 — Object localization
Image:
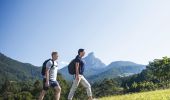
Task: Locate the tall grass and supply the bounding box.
[100,89,170,100]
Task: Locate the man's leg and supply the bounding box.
[68,76,81,100]
[54,86,61,100]
[80,76,93,100]
[50,80,61,100]
[38,90,46,100]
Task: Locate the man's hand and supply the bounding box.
[76,75,80,81]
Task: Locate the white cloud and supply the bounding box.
[60,61,69,65]
[58,61,69,69]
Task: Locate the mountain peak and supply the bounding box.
[87,52,94,57]
[84,52,106,69]
[85,52,96,60]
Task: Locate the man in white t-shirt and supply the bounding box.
[39,52,61,100]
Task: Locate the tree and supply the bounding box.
[147,57,170,82]
[92,78,123,97]
[32,80,41,99]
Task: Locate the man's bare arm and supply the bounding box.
[45,69,50,86]
[75,62,80,80]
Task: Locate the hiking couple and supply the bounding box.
[39,49,93,100]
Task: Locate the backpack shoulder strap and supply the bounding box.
[50,59,55,68]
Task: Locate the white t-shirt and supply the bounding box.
[46,60,58,81]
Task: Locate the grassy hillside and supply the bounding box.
[100,89,170,100]
[0,53,42,86]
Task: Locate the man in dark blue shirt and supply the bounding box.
[75,54,84,75]
[68,49,93,100]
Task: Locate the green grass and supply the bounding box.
[100,89,170,100]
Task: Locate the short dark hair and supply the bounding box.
[51,51,58,57]
[78,49,84,55]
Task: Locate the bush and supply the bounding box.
[130,81,157,92]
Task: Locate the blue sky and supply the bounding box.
[0,0,170,68]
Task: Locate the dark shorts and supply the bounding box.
[43,78,60,91]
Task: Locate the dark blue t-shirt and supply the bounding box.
[75,55,84,75]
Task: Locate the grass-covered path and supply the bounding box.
[100,89,170,100]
